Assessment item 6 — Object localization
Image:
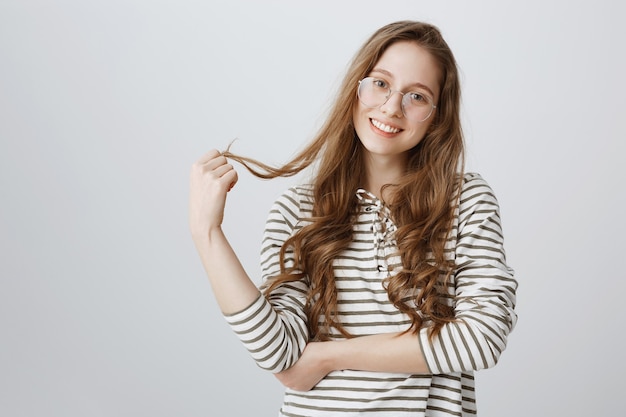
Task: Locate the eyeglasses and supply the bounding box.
[357,77,437,122]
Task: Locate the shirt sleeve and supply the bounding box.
[223,186,310,373]
[418,173,518,374]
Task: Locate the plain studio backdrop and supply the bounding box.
[1,1,624,416]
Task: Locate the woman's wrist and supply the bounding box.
[315,339,351,373]
[190,224,224,247]
[308,341,342,374]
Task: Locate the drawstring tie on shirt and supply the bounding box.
[356,189,397,274]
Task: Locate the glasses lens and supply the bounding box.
[402,93,434,122]
[357,77,388,108]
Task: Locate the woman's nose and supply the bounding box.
[379,91,404,118]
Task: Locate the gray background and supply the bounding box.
[1,0,624,416]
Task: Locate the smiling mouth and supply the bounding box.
[370,118,402,134]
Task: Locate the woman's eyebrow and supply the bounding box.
[370,67,436,98]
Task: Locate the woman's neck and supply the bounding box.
[363,154,407,200]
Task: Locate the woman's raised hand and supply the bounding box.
[189,149,238,239]
[188,150,260,314]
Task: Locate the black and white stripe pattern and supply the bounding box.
[224,173,517,416]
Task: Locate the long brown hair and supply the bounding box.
[224,21,464,340]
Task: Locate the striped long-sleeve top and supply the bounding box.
[224,173,517,416]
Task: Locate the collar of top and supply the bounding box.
[355,189,384,213]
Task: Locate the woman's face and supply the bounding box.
[353,41,441,165]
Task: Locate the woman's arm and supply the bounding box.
[189,149,260,314]
[275,332,429,391]
[191,161,310,372]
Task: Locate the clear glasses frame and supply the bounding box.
[357,77,437,122]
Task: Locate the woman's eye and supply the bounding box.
[409,92,427,103]
[372,79,388,89]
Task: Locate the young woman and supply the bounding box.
[189,20,517,416]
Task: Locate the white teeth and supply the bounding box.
[371,119,400,133]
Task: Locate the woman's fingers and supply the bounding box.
[209,160,233,178]
[193,151,225,173]
[188,148,240,232]
[215,163,238,191]
[199,158,237,191]
[195,149,222,165]
[193,150,238,190]
[191,149,237,186]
